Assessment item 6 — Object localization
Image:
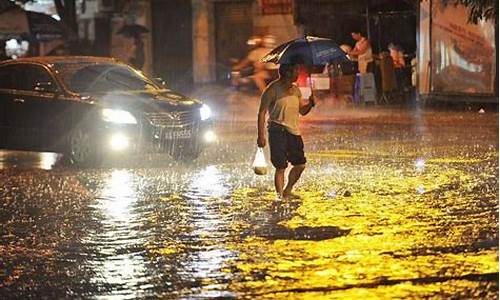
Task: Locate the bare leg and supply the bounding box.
[274,168,286,198]
[283,164,305,197]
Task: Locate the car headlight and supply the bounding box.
[102,108,137,124]
[200,104,212,121]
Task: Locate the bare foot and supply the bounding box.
[283,191,301,200]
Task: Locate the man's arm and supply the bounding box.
[349,39,369,56]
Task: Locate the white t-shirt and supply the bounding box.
[261,81,302,135]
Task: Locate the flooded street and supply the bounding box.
[0,93,498,299]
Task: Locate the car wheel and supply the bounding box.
[68,129,100,167]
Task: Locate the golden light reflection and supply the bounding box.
[223,150,499,298]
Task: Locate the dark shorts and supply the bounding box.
[268,124,306,169]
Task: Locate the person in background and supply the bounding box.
[130,36,145,70]
[257,64,315,200]
[388,43,405,69]
[233,35,276,92]
[411,56,417,88]
[389,43,409,94]
[348,30,373,74]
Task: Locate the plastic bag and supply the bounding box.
[252,147,268,175]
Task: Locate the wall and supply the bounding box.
[251,2,301,45]
[192,0,216,83]
[191,0,300,84]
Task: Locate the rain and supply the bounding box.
[0,0,498,298]
[0,88,498,299]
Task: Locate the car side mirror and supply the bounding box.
[34,81,57,93]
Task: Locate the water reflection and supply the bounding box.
[101,170,136,221]
[85,169,151,299]
[182,165,236,298]
[0,106,497,298]
[0,151,59,170]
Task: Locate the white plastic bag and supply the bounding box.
[252,147,268,175]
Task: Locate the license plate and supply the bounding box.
[164,129,192,139]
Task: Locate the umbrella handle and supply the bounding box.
[308,72,315,107]
[304,34,315,107]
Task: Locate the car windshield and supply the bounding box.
[52,62,161,93]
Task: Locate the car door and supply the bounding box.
[6,64,59,151]
[0,64,18,148]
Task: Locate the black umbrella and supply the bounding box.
[117,24,149,38]
[27,11,76,41]
[262,36,348,65]
[0,6,75,41]
[262,36,349,105]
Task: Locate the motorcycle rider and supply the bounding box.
[232,35,277,92]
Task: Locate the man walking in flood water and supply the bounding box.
[257,64,315,199]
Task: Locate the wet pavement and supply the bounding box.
[0,88,498,299]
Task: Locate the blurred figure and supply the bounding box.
[411,56,417,88]
[388,43,405,69]
[232,35,277,92]
[129,37,145,70]
[388,43,409,94]
[348,30,373,74]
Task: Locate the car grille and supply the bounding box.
[142,110,200,153]
[144,110,198,128]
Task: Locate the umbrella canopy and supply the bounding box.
[0,6,74,41]
[117,24,149,38]
[261,36,349,66]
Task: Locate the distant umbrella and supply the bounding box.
[117,24,149,38]
[261,36,348,66]
[0,6,75,41]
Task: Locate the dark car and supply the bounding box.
[0,56,216,166]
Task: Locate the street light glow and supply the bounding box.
[110,133,129,151]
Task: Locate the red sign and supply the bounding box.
[261,0,293,15]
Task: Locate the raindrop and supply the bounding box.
[326,189,337,199]
[415,158,425,172]
[416,186,425,194]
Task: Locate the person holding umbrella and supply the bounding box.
[258,36,349,199]
[116,23,149,70]
[257,63,315,199]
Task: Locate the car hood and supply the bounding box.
[85,89,202,113]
